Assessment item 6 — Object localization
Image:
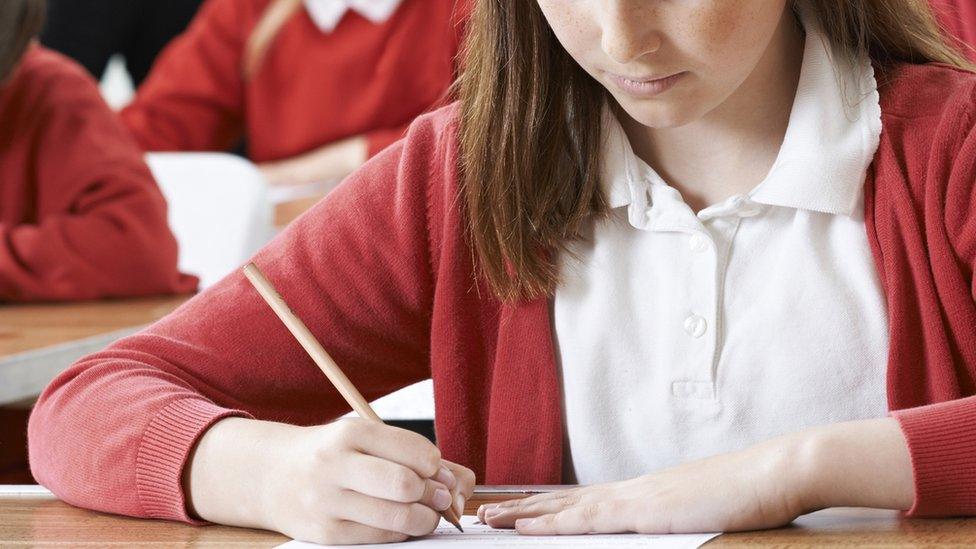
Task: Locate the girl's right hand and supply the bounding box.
[262,418,474,545]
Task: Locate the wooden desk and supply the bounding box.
[3,490,975,547]
[0,296,190,404]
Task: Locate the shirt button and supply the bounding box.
[683,314,707,338]
[689,233,709,252]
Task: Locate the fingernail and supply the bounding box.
[485,506,504,519]
[455,494,466,515]
[478,504,496,515]
[515,518,537,529]
[433,488,452,510]
[435,466,456,489]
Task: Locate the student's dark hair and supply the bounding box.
[0,0,45,82]
[458,0,974,302]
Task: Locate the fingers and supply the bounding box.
[442,460,476,515]
[478,487,583,524]
[337,490,441,537]
[482,493,582,528]
[337,419,444,479]
[340,453,453,510]
[515,500,633,535]
[442,460,475,497]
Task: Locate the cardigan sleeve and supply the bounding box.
[0,63,197,301]
[27,111,449,522]
[119,0,250,152]
[889,88,976,517]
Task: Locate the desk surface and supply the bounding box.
[0,295,190,358]
[2,494,974,547]
[0,296,191,405]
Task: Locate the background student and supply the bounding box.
[119,0,468,188]
[0,1,196,302]
[28,0,976,545]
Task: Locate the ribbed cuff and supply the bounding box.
[892,397,976,517]
[135,398,253,523]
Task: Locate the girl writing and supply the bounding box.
[29,0,976,543]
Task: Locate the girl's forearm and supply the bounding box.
[793,417,915,512]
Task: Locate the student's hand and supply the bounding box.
[478,418,914,535]
[258,135,368,187]
[185,417,474,546]
[262,418,475,544]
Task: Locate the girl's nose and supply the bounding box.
[600,0,663,64]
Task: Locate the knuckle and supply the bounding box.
[387,505,415,533]
[581,503,602,524]
[388,468,423,501]
[329,419,358,445]
[455,466,476,489]
[416,445,442,476]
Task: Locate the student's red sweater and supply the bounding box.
[934,0,976,58]
[119,0,467,161]
[28,62,976,521]
[0,46,196,302]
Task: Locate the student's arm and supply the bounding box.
[118,0,253,152]
[479,417,916,534]
[0,69,195,301]
[28,110,473,544]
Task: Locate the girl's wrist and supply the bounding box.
[185,417,304,529]
[776,418,915,513]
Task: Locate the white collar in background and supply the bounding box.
[304,0,404,33]
[601,8,882,219]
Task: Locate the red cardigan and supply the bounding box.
[934,0,976,58]
[0,46,196,301]
[119,0,467,161]
[28,62,976,521]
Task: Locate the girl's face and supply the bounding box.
[536,0,794,128]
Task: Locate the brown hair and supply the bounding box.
[0,0,45,82]
[459,0,973,302]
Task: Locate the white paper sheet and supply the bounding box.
[276,516,720,548]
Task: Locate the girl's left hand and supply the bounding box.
[479,435,814,535]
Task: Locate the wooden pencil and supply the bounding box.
[242,262,464,533]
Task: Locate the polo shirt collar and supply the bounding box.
[601,9,882,218]
[304,0,403,33]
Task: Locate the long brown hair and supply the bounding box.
[0,0,45,82]
[459,0,973,302]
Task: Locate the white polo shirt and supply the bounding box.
[554,16,889,484]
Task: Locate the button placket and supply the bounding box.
[700,214,746,399]
[670,225,719,401]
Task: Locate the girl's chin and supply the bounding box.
[615,102,700,130]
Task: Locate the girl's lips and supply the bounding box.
[607,71,686,97]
